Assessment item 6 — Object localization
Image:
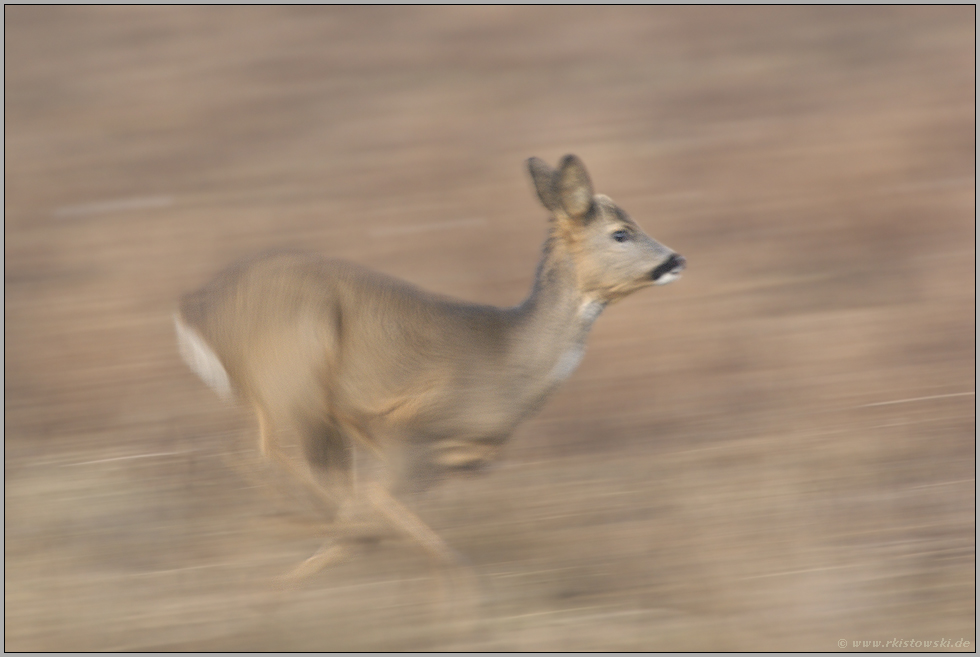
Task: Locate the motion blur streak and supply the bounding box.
[4,6,975,651]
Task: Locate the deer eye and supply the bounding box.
[611,229,630,243]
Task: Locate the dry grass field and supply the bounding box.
[5,6,975,651]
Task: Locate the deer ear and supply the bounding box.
[557,154,594,218]
[527,157,561,213]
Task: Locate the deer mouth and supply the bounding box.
[651,253,686,285]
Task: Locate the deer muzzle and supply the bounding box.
[651,253,686,285]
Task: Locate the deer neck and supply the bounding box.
[508,236,605,386]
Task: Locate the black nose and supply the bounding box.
[651,253,686,281]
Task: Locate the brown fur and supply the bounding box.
[176,155,686,574]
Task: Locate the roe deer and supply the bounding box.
[175,154,685,578]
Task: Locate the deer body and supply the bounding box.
[176,155,685,574]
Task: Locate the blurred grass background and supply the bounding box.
[5,6,975,650]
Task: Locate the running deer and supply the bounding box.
[175,155,685,578]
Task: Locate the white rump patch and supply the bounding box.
[174,314,233,401]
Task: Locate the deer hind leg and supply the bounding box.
[365,480,480,632]
[277,416,394,581]
[365,482,462,565]
[254,404,346,516]
[268,412,357,582]
[282,423,461,581]
[282,493,385,583]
